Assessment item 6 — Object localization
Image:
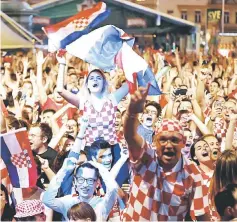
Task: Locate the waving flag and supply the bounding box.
[66,25,162,95]
[0,128,37,188]
[43,2,110,53]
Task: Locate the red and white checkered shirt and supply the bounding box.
[198,167,220,221]
[82,96,118,146]
[203,106,212,118]
[213,117,237,151]
[121,144,210,221]
[198,168,213,188]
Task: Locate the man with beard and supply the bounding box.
[122,86,210,221]
[137,101,161,144]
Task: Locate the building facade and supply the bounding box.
[128,0,237,33]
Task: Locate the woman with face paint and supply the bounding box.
[56,54,130,186]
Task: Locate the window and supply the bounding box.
[195,11,201,23]
[224,11,229,24]
[181,11,187,20]
[167,10,174,14]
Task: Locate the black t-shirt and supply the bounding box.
[33,147,58,188]
[37,147,57,168]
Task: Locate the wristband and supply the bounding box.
[59,63,66,66]
[77,136,84,140]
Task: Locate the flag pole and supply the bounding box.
[221,0,225,33]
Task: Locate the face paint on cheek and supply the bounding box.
[97,149,113,170]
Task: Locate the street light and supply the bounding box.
[221,0,225,33]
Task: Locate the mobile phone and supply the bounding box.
[174,89,187,96]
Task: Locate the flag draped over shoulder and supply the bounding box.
[66,25,162,95]
[42,2,110,53]
[0,128,37,188]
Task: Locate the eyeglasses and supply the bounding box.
[75,177,96,186]
[158,137,182,145]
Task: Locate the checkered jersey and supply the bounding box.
[117,128,128,148]
[11,150,32,168]
[203,106,211,118]
[213,118,237,151]
[197,167,220,221]
[83,98,118,146]
[72,17,89,31]
[198,167,213,188]
[121,145,210,221]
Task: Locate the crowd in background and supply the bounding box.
[0,44,237,221]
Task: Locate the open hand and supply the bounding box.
[62,157,78,172]
[80,115,89,129]
[36,51,47,65]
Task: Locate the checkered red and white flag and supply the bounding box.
[0,128,37,188]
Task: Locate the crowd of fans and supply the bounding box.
[0,45,237,221]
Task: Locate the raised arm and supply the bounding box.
[56,54,80,107]
[112,82,129,104]
[174,48,182,77]
[189,89,205,122]
[110,147,129,179]
[228,75,237,94]
[163,68,178,101]
[22,56,31,80]
[189,113,211,135]
[68,115,88,157]
[48,123,67,149]
[29,69,40,103]
[89,159,119,221]
[225,112,237,150]
[207,102,222,132]
[36,51,48,105]
[124,86,149,162]
[42,157,77,213]
[50,103,75,135]
[164,89,176,119]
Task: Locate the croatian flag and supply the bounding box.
[42,2,110,53]
[66,25,162,95]
[0,128,37,188]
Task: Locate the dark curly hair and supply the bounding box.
[1,184,15,221]
[31,123,52,144]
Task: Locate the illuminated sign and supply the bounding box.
[127,18,147,28]
[207,9,222,23]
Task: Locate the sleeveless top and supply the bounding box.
[80,95,118,146]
